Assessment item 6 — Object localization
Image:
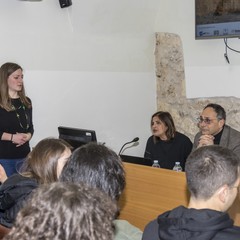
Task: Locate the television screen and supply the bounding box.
[58,126,97,150]
[195,0,240,39]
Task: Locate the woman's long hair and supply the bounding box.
[21,138,71,184]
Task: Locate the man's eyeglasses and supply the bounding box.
[231,185,239,193]
[197,117,218,124]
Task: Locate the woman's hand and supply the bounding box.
[12,133,31,147]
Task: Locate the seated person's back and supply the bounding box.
[142,145,240,240]
[0,138,71,228]
[3,182,117,240]
[60,142,143,240]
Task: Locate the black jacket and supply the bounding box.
[0,174,38,228]
[144,132,192,170]
[142,206,240,240]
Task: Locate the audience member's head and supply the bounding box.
[4,182,117,240]
[60,142,125,201]
[186,145,240,211]
[21,137,72,183]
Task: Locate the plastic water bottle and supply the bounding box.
[152,160,161,168]
[173,162,182,172]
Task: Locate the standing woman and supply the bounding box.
[144,111,193,171]
[0,62,34,177]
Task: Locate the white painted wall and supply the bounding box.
[0,0,158,156]
[24,71,156,155]
[1,0,240,155]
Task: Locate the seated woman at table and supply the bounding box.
[144,111,192,171]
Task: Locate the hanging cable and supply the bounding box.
[223,38,240,64]
[224,38,240,53]
[224,38,230,64]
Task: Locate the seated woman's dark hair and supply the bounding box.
[151,111,176,141]
[60,142,125,201]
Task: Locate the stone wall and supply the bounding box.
[155,32,240,142]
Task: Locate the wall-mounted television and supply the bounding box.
[58,126,97,150]
[195,0,240,39]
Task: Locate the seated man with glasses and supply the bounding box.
[142,145,240,240]
[193,103,240,158]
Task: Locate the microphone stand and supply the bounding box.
[118,137,139,155]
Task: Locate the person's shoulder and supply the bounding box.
[0,174,25,187]
[5,173,29,182]
[175,132,192,142]
[176,131,190,139]
[214,225,240,240]
[114,220,142,240]
[142,218,159,240]
[0,174,37,213]
[26,96,32,105]
[146,135,154,143]
[223,125,240,147]
[0,174,37,190]
[148,135,154,140]
[225,125,240,136]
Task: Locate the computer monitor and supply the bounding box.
[58,126,97,150]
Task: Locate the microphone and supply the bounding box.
[118,137,139,155]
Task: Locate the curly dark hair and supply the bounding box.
[4,182,117,240]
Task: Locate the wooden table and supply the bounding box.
[118,162,240,231]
